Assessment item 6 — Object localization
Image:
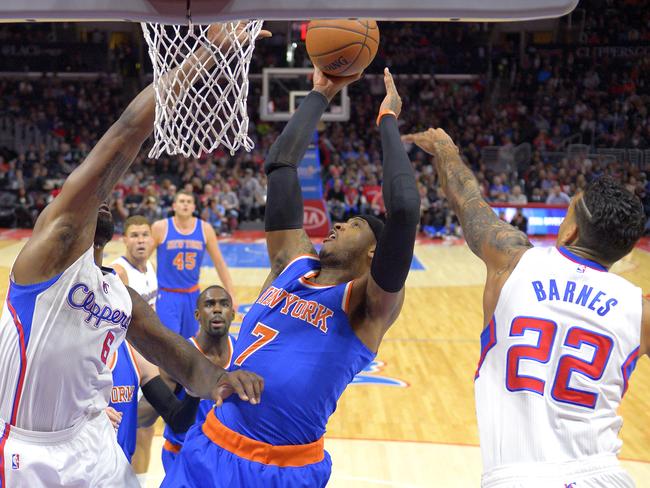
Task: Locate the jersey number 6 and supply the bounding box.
[506,316,613,409]
[100,331,115,365]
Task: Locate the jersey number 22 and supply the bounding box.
[506,316,613,409]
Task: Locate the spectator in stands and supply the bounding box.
[510,209,528,233]
[508,185,528,204]
[489,175,510,201]
[326,178,346,222]
[202,198,225,236]
[217,182,239,234]
[124,186,144,216]
[419,183,434,228]
[109,190,129,234]
[136,195,163,223]
[370,189,386,219]
[545,184,571,205]
[14,187,35,228]
[0,10,649,235]
[360,174,381,215]
[239,168,263,221]
[200,183,216,208]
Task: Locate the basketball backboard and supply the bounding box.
[0,0,579,23]
[260,68,350,122]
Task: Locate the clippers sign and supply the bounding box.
[299,132,330,237]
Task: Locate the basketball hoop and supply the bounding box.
[141,20,263,158]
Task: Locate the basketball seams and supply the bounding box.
[337,20,370,76]
[306,25,380,43]
[306,20,378,76]
[309,42,367,58]
[357,19,379,31]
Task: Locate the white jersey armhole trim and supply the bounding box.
[492,247,537,320]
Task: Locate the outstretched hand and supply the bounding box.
[378,67,402,118]
[402,128,458,156]
[213,369,264,407]
[312,67,363,102]
[208,22,272,48]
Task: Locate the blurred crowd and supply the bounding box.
[0,0,648,235]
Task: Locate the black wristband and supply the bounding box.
[141,376,200,434]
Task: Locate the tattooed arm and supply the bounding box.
[402,129,532,320]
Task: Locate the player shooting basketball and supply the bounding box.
[0,24,267,487]
[162,67,420,487]
[402,128,648,487]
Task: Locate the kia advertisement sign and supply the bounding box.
[298,133,329,237]
[303,200,330,237]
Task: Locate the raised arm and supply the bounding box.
[402,128,532,321]
[126,287,263,406]
[203,221,237,309]
[12,83,156,285]
[263,68,361,280]
[348,69,420,352]
[13,24,269,286]
[402,129,532,271]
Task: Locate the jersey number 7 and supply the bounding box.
[233,323,279,367]
[506,316,613,409]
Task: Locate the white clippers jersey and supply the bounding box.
[112,256,158,309]
[475,246,642,473]
[0,247,132,432]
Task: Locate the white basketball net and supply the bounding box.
[141,21,263,158]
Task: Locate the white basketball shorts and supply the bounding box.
[481,454,635,488]
[0,411,139,487]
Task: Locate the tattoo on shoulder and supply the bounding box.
[297,230,317,257]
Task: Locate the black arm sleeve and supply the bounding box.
[371,115,420,293]
[140,376,200,434]
[264,91,329,232]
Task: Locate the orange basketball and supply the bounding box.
[306,19,380,77]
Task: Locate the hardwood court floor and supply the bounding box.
[0,231,648,487]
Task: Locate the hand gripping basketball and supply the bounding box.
[213,370,264,406]
[312,67,363,102]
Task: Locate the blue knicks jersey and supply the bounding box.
[157,218,206,289]
[109,341,140,462]
[164,335,234,447]
[217,255,375,445]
